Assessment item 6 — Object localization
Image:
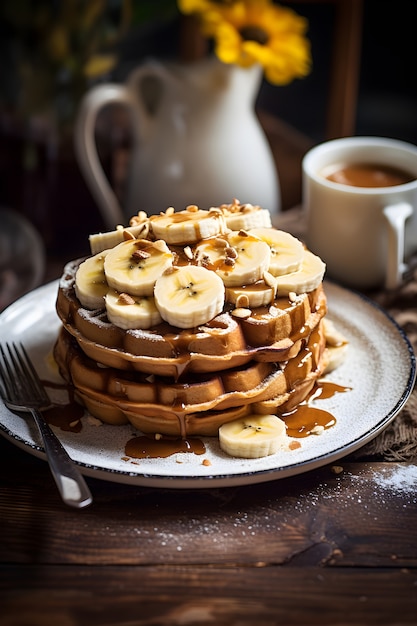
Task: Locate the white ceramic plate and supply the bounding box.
[0,280,415,488]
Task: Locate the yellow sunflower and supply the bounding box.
[177,0,311,86]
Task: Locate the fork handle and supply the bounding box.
[31,408,93,508]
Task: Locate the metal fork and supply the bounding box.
[0,342,92,508]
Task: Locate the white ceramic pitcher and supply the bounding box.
[75,57,280,228]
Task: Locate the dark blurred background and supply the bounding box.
[0,0,416,265]
[258,0,417,144]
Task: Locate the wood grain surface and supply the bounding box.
[1,433,417,625]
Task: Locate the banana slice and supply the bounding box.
[75,250,110,309]
[195,231,271,287]
[104,239,173,296]
[220,202,272,231]
[276,250,326,295]
[150,206,225,245]
[89,222,149,255]
[154,265,225,329]
[322,318,349,373]
[105,289,162,330]
[323,344,349,374]
[219,413,287,458]
[225,282,274,308]
[249,227,304,276]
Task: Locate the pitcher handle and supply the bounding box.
[383,202,413,290]
[74,83,133,228]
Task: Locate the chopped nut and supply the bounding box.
[238,230,249,237]
[132,249,151,261]
[232,307,252,319]
[123,229,136,241]
[289,291,298,303]
[224,257,235,266]
[155,433,162,440]
[202,458,212,467]
[152,239,168,252]
[213,237,228,248]
[118,293,136,305]
[200,255,210,269]
[208,207,222,216]
[331,465,344,474]
[130,211,148,224]
[183,246,194,260]
[225,247,238,259]
[311,425,325,435]
[165,206,175,216]
[235,294,250,308]
[163,266,179,275]
[186,204,199,212]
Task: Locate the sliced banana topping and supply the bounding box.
[89,220,149,255]
[154,265,225,329]
[219,200,272,231]
[276,250,326,295]
[105,289,162,330]
[74,204,328,333]
[249,227,305,276]
[104,239,173,297]
[150,205,225,245]
[195,231,271,287]
[219,413,287,458]
[225,280,275,308]
[75,250,110,309]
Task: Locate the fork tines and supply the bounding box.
[0,342,51,409]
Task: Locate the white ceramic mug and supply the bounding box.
[302,137,417,290]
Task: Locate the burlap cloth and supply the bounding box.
[275,208,417,462]
[356,269,417,460]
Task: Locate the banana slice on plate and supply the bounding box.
[105,289,162,330]
[104,239,173,296]
[195,231,271,287]
[150,206,224,245]
[276,250,326,295]
[75,250,110,309]
[249,227,305,276]
[322,318,349,373]
[154,265,225,329]
[219,413,287,458]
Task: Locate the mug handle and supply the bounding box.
[383,202,413,290]
[74,83,133,229]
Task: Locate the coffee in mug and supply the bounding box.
[302,137,417,290]
[322,163,414,188]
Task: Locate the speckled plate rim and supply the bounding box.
[0,280,415,489]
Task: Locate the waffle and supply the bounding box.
[56,259,327,378]
[53,201,335,441]
[54,319,328,437]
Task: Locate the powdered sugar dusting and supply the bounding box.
[371,463,417,493]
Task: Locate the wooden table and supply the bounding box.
[1,196,417,623]
[2,439,417,624]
